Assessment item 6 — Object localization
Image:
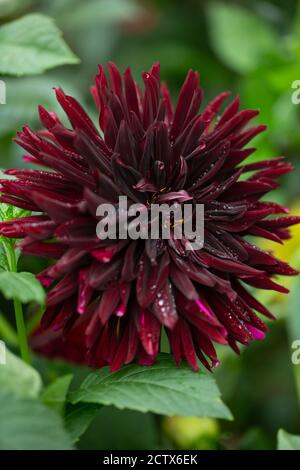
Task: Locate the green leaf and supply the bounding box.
[206,3,278,73]
[0,271,45,305]
[0,392,74,450]
[0,348,42,398]
[70,354,232,419]
[278,429,300,450]
[41,374,73,415]
[0,14,79,76]
[65,403,100,443]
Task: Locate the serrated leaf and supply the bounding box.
[70,354,232,419]
[278,429,300,450]
[41,374,73,415]
[0,348,42,398]
[0,392,74,450]
[65,403,100,443]
[0,271,45,305]
[0,14,79,76]
[206,3,278,73]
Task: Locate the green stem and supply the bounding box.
[2,241,31,364]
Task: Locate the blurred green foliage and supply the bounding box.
[0,0,300,450]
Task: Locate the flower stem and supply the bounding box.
[2,241,31,364]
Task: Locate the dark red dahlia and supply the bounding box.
[0,62,299,371]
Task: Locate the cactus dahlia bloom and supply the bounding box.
[0,63,299,372]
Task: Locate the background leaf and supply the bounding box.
[70,354,232,419]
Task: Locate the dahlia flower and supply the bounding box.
[0,62,299,371]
